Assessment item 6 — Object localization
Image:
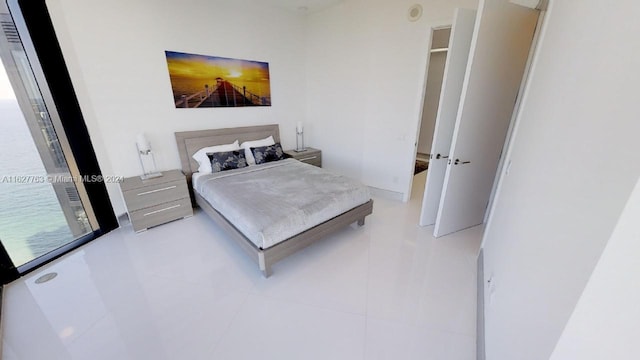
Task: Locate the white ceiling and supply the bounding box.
[265,0,345,13]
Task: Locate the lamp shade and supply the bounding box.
[136,133,151,152]
[296,121,303,132]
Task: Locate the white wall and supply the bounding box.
[46,0,307,215]
[305,0,477,197]
[46,0,481,214]
[482,1,640,359]
[550,175,640,359]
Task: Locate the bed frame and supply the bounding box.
[175,124,373,277]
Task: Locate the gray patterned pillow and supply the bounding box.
[251,143,285,165]
[206,150,247,173]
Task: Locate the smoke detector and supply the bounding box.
[408,4,423,22]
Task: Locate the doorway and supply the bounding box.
[414,1,547,237]
[412,27,451,202]
[414,8,478,223]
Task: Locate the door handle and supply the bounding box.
[436,153,449,160]
[454,159,471,165]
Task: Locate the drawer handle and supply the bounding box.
[137,185,177,196]
[299,156,317,161]
[143,204,181,217]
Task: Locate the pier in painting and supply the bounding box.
[174,78,270,108]
[165,51,272,108]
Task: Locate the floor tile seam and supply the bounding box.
[207,292,368,358]
[365,314,475,338]
[362,235,372,360]
[146,272,255,295]
[208,290,252,358]
[62,311,111,349]
[245,291,368,318]
[365,282,477,335]
[416,290,477,310]
[63,280,250,358]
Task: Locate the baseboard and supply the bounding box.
[477,249,486,360]
[367,186,404,201]
[117,212,130,227]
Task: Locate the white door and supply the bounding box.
[433,0,539,237]
[419,8,477,226]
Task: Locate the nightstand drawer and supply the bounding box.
[284,147,322,168]
[298,154,322,167]
[129,197,193,232]
[123,179,188,212]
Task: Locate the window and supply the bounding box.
[0,0,117,283]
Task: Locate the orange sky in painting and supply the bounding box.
[166,52,270,83]
[165,51,271,100]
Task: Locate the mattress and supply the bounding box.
[193,159,370,249]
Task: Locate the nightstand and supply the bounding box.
[120,170,193,232]
[284,147,322,167]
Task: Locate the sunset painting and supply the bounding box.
[165,51,271,108]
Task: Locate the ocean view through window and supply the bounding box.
[0,0,118,281]
[0,30,91,266]
[0,98,82,266]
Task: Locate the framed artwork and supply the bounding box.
[165,51,271,108]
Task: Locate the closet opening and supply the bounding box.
[410,26,451,204]
[408,1,547,237]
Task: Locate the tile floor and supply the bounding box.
[1,172,482,360]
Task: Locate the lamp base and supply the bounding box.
[292,148,308,152]
[140,172,163,180]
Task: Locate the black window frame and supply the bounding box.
[0,0,118,284]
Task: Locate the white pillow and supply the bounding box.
[240,136,275,165]
[192,140,240,173]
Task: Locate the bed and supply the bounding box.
[175,124,373,277]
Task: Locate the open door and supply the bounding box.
[433,0,539,237]
[419,8,477,226]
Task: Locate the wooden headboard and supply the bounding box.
[175,124,280,181]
